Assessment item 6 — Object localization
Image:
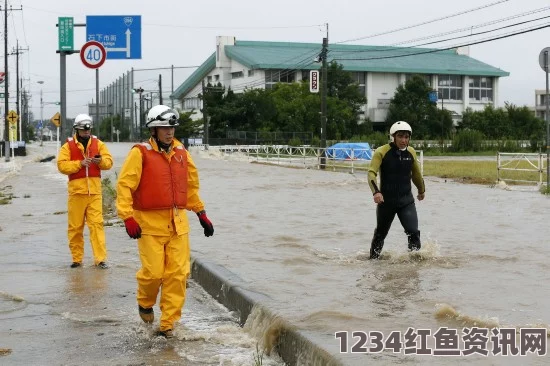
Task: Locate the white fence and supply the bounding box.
[206,145,424,174]
[497,152,548,185]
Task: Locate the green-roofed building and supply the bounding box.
[171,36,509,124]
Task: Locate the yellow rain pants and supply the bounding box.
[136,231,190,332]
[67,193,107,265]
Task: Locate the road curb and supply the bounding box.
[191,256,344,366]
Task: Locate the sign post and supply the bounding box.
[86,16,142,59]
[58,17,74,51]
[80,41,107,69]
[309,70,319,93]
[51,112,61,154]
[539,47,550,190]
[80,41,107,137]
[8,110,17,159]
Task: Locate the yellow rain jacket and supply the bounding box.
[57,135,114,194]
[116,137,205,235]
[57,134,113,265]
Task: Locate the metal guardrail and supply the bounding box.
[497,152,547,185]
[204,145,424,174]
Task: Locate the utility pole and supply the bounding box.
[132,87,144,140]
[171,65,174,108]
[158,74,163,105]
[201,80,209,147]
[2,1,22,161]
[544,50,550,189]
[319,36,328,169]
[12,41,29,142]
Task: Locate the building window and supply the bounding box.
[207,76,212,83]
[231,71,244,79]
[214,75,220,82]
[248,70,254,77]
[183,97,201,110]
[265,69,296,89]
[377,99,391,109]
[438,75,462,101]
[351,72,366,95]
[406,73,431,86]
[469,76,493,102]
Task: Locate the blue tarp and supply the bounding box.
[326,142,373,160]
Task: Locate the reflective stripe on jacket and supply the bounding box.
[132,142,188,210]
[68,136,101,181]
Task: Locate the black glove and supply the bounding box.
[197,210,214,237]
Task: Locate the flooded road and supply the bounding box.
[0,143,283,366]
[1,141,549,365]
[191,146,550,365]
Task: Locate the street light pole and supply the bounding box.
[545,51,549,190]
[38,81,44,146]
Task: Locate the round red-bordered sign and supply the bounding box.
[80,41,107,69]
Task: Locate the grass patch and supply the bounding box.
[253,343,264,366]
[22,214,32,217]
[423,160,546,186]
[52,211,67,215]
[0,187,14,205]
[102,177,118,221]
[23,194,31,198]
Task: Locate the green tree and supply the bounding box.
[175,110,202,139]
[386,75,443,139]
[232,88,278,132]
[505,102,544,140]
[461,105,509,139]
[200,62,368,142]
[200,82,228,138]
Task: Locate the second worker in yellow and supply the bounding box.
[116,105,214,338]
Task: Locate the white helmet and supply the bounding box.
[389,121,412,142]
[73,114,93,130]
[146,105,179,127]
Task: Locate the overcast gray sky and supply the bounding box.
[10,0,550,120]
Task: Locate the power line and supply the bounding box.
[334,0,510,44]
[330,14,550,57]
[331,23,550,62]
[390,6,550,46]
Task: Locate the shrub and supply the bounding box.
[288,137,302,146]
[452,129,484,152]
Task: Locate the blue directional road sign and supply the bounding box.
[86,15,141,59]
[428,90,438,103]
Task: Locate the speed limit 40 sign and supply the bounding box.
[80,41,106,69]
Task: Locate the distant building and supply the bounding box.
[171,36,509,125]
[534,89,549,121]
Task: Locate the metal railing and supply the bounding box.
[497,152,547,185]
[205,145,424,174]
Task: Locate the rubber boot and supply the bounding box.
[369,230,385,259]
[407,231,421,251]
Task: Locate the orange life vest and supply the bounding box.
[67,136,101,181]
[132,143,188,210]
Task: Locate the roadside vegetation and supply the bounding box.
[101,177,118,223]
[0,186,14,205]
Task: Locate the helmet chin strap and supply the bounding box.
[76,133,90,145]
[156,138,171,151]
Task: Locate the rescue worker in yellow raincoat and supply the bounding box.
[116,105,214,338]
[57,114,114,269]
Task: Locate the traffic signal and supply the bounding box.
[132,87,144,94]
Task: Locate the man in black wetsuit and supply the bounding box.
[367,121,426,259]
